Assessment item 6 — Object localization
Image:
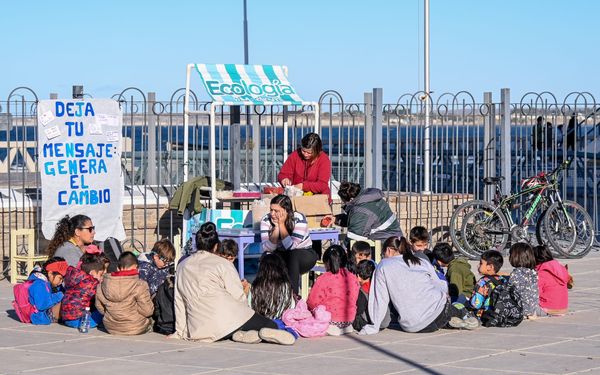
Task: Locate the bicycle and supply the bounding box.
[449,159,595,259]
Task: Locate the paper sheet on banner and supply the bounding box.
[37,99,125,241]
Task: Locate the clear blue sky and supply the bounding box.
[1,0,598,103]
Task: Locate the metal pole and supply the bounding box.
[372,88,383,190]
[364,92,373,187]
[147,92,157,186]
[243,0,249,64]
[423,0,431,193]
[483,92,495,202]
[500,88,512,197]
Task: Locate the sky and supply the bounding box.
[1,0,599,104]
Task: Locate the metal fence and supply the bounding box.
[1,86,599,271]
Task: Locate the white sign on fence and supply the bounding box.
[37,99,125,241]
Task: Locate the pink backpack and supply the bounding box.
[282,299,331,338]
[12,280,38,323]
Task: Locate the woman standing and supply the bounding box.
[46,215,96,267]
[337,181,403,242]
[278,133,331,198]
[174,222,295,344]
[260,194,318,294]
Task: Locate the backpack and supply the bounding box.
[12,280,38,323]
[481,282,524,327]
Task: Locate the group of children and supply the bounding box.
[14,239,177,335]
[13,223,572,341]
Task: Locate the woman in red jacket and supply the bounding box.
[278,133,331,199]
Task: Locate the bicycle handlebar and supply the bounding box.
[546,158,572,182]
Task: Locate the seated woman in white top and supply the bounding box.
[174,222,295,345]
[260,194,318,295]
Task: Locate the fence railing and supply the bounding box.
[1,87,598,270]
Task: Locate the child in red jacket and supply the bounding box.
[307,245,359,335]
[61,253,107,329]
[534,245,570,315]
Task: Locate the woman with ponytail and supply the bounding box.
[260,194,318,294]
[46,215,96,267]
[360,236,459,335]
[174,222,295,345]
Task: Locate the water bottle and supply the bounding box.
[79,307,91,333]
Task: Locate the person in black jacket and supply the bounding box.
[153,263,175,334]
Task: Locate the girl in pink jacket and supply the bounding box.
[534,245,570,315]
[307,245,359,335]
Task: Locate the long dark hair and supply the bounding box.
[270,194,295,234]
[533,244,554,266]
[251,253,294,319]
[297,132,322,161]
[195,222,220,253]
[46,215,91,258]
[323,245,348,274]
[382,236,421,266]
[338,181,362,203]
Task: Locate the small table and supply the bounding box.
[217,196,259,210]
[218,227,340,278]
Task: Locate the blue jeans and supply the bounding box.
[64,311,103,329]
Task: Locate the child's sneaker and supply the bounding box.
[258,328,295,345]
[232,330,261,344]
[449,316,479,330]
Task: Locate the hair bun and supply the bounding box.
[200,222,217,236]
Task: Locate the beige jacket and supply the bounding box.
[174,251,254,342]
[95,273,154,335]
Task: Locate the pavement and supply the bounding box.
[0,252,599,375]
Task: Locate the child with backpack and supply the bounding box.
[249,252,295,320]
[96,252,154,335]
[60,253,107,329]
[13,257,68,325]
[307,245,360,335]
[508,243,543,318]
[533,245,570,316]
[138,239,176,296]
[467,250,507,318]
[432,242,476,304]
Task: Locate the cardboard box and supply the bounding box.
[292,195,332,228]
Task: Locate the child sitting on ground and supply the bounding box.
[61,253,106,329]
[14,257,68,325]
[508,243,543,318]
[249,252,295,320]
[153,263,175,335]
[533,245,570,316]
[352,259,391,331]
[138,238,176,296]
[409,226,431,260]
[96,251,154,335]
[307,245,360,335]
[347,240,372,274]
[432,242,476,304]
[467,249,507,318]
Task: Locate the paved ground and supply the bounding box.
[1,252,599,375]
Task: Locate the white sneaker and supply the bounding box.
[258,328,295,345]
[232,330,261,344]
[449,316,479,330]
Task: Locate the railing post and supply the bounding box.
[500,88,512,197]
[372,88,383,190]
[251,108,261,186]
[230,106,241,190]
[483,92,495,202]
[364,92,373,187]
[146,92,157,186]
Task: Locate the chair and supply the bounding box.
[10,229,46,284]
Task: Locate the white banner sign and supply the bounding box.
[37,99,125,241]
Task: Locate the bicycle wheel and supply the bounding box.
[536,210,563,256]
[449,200,505,259]
[543,200,594,258]
[460,205,510,256]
